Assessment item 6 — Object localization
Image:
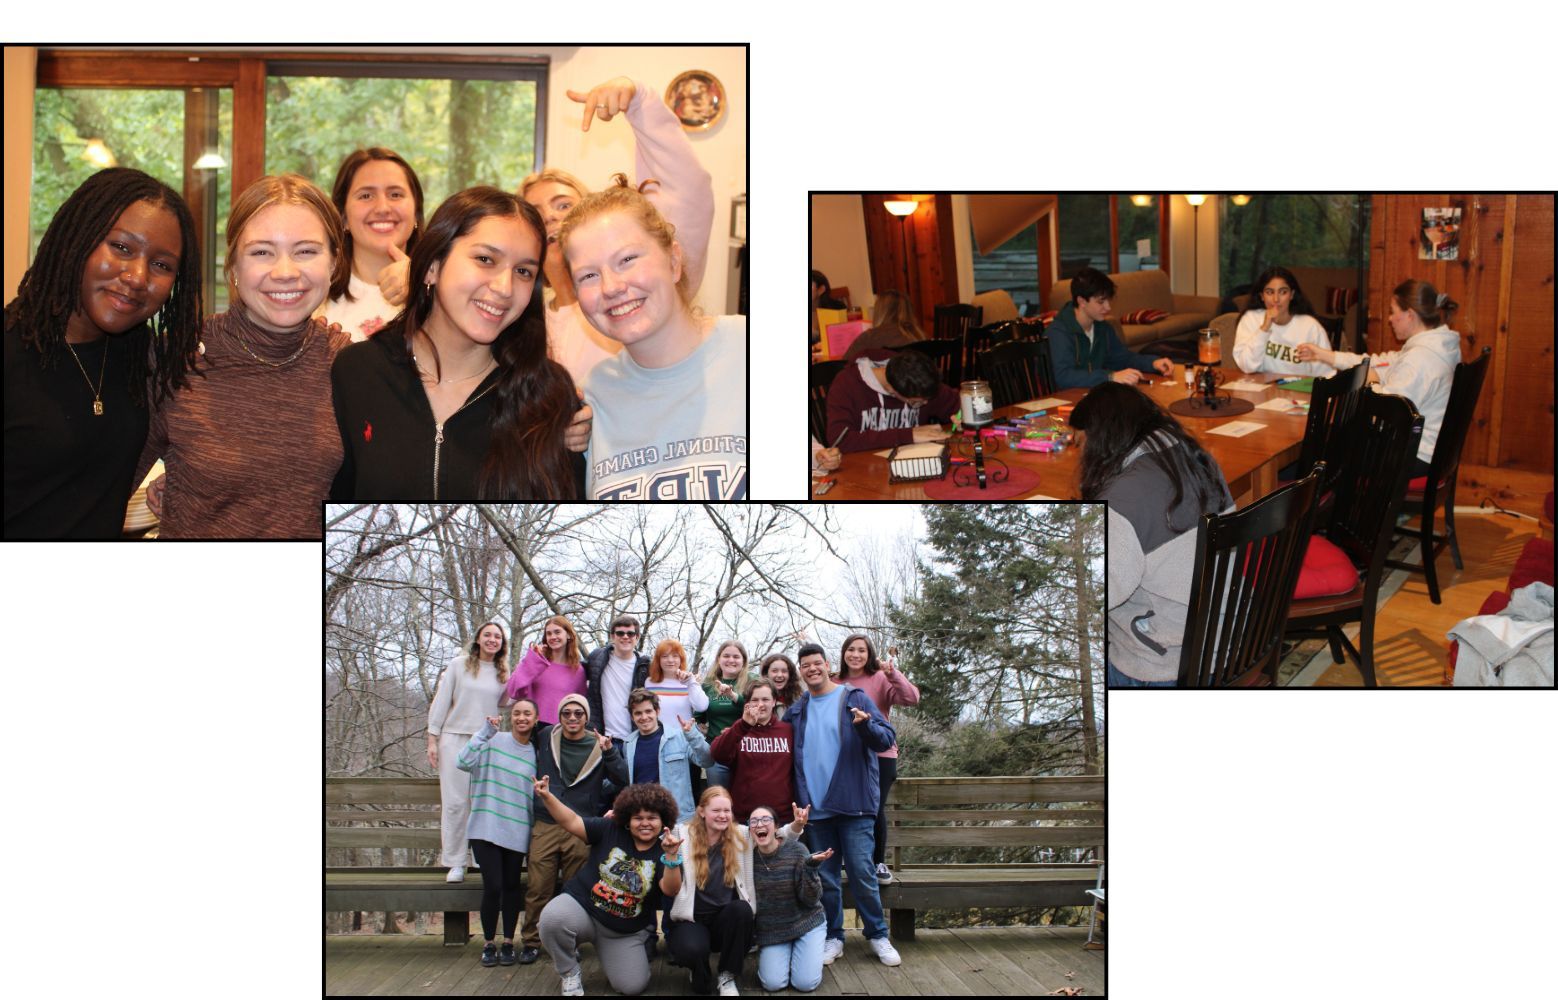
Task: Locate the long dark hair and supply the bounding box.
[387,186,578,499]
[1073,382,1226,532]
[6,167,201,408]
[1245,265,1316,319]
[839,634,882,677]
[328,148,426,302]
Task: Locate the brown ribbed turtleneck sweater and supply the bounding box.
[135,303,350,539]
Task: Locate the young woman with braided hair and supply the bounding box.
[6,168,202,538]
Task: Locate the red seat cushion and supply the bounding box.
[1406,475,1448,493]
[1293,534,1359,599]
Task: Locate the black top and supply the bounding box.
[564,817,668,934]
[329,331,584,500]
[4,323,149,539]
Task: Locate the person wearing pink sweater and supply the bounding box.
[837,635,919,885]
[506,615,589,725]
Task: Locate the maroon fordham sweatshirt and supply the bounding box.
[709,716,797,824]
[823,349,959,453]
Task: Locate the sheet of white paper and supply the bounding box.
[1017,397,1069,411]
[1137,238,1152,258]
[1256,397,1308,412]
[1207,420,1265,438]
[873,449,894,458]
[1221,379,1270,392]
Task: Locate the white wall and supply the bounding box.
[809,194,873,310]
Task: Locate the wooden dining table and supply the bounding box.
[822,364,1311,506]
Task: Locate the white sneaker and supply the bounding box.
[875,862,894,884]
[718,971,740,996]
[560,969,584,996]
[821,937,844,965]
[445,866,466,883]
[869,936,902,967]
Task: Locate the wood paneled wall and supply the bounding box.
[1367,194,1554,517]
[861,194,958,332]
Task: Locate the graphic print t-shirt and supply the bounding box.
[564,816,667,933]
[583,316,747,501]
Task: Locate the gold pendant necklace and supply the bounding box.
[64,339,109,416]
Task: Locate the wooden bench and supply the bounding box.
[327,773,1105,946]
[871,775,1105,941]
[326,777,496,945]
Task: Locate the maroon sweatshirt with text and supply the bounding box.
[709,716,797,823]
[824,349,959,453]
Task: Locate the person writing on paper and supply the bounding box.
[824,349,956,454]
[1295,278,1461,480]
[1048,268,1174,389]
[1072,382,1232,688]
[810,436,842,472]
[1232,266,1335,378]
[840,290,926,361]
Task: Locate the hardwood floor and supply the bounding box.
[1312,512,1544,686]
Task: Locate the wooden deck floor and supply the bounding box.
[326,925,1104,996]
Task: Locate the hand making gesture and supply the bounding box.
[659,825,683,860]
[534,774,552,798]
[883,645,899,676]
[485,715,502,730]
[567,76,636,132]
[808,847,835,865]
[790,802,810,835]
[680,716,695,736]
[595,731,614,753]
[850,706,871,725]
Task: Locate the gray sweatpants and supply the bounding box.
[539,892,652,996]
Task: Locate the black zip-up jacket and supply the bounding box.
[329,331,583,500]
[584,645,651,739]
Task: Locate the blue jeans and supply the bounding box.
[808,814,887,941]
[705,761,733,793]
[758,922,825,992]
[1107,660,1176,688]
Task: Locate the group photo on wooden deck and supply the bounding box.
[326,503,1105,996]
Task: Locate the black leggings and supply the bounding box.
[667,898,754,993]
[469,839,524,941]
[873,756,898,867]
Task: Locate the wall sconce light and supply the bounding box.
[1130,194,1152,208]
[192,152,228,170]
[1230,194,1251,207]
[884,200,917,216]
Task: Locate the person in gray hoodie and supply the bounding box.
[1072,382,1233,686]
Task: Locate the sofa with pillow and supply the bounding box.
[1048,269,1220,350]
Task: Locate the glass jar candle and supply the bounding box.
[1198,328,1221,365]
[959,380,994,426]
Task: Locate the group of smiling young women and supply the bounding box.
[427,619,920,996]
[4,75,747,539]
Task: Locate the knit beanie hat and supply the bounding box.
[557,693,590,721]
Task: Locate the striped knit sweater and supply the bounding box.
[750,836,824,947]
[457,720,537,854]
[135,302,349,539]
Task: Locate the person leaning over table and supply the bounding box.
[824,348,956,454]
[1047,267,1174,389]
[1232,265,1336,378]
[1072,381,1232,688]
[1295,278,1461,481]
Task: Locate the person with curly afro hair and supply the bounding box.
[535,779,682,996]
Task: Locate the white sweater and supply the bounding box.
[1232,312,1336,377]
[1333,326,1461,464]
[427,654,507,737]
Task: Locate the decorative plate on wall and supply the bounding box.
[665,70,726,131]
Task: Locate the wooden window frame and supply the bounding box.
[36,49,549,209]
